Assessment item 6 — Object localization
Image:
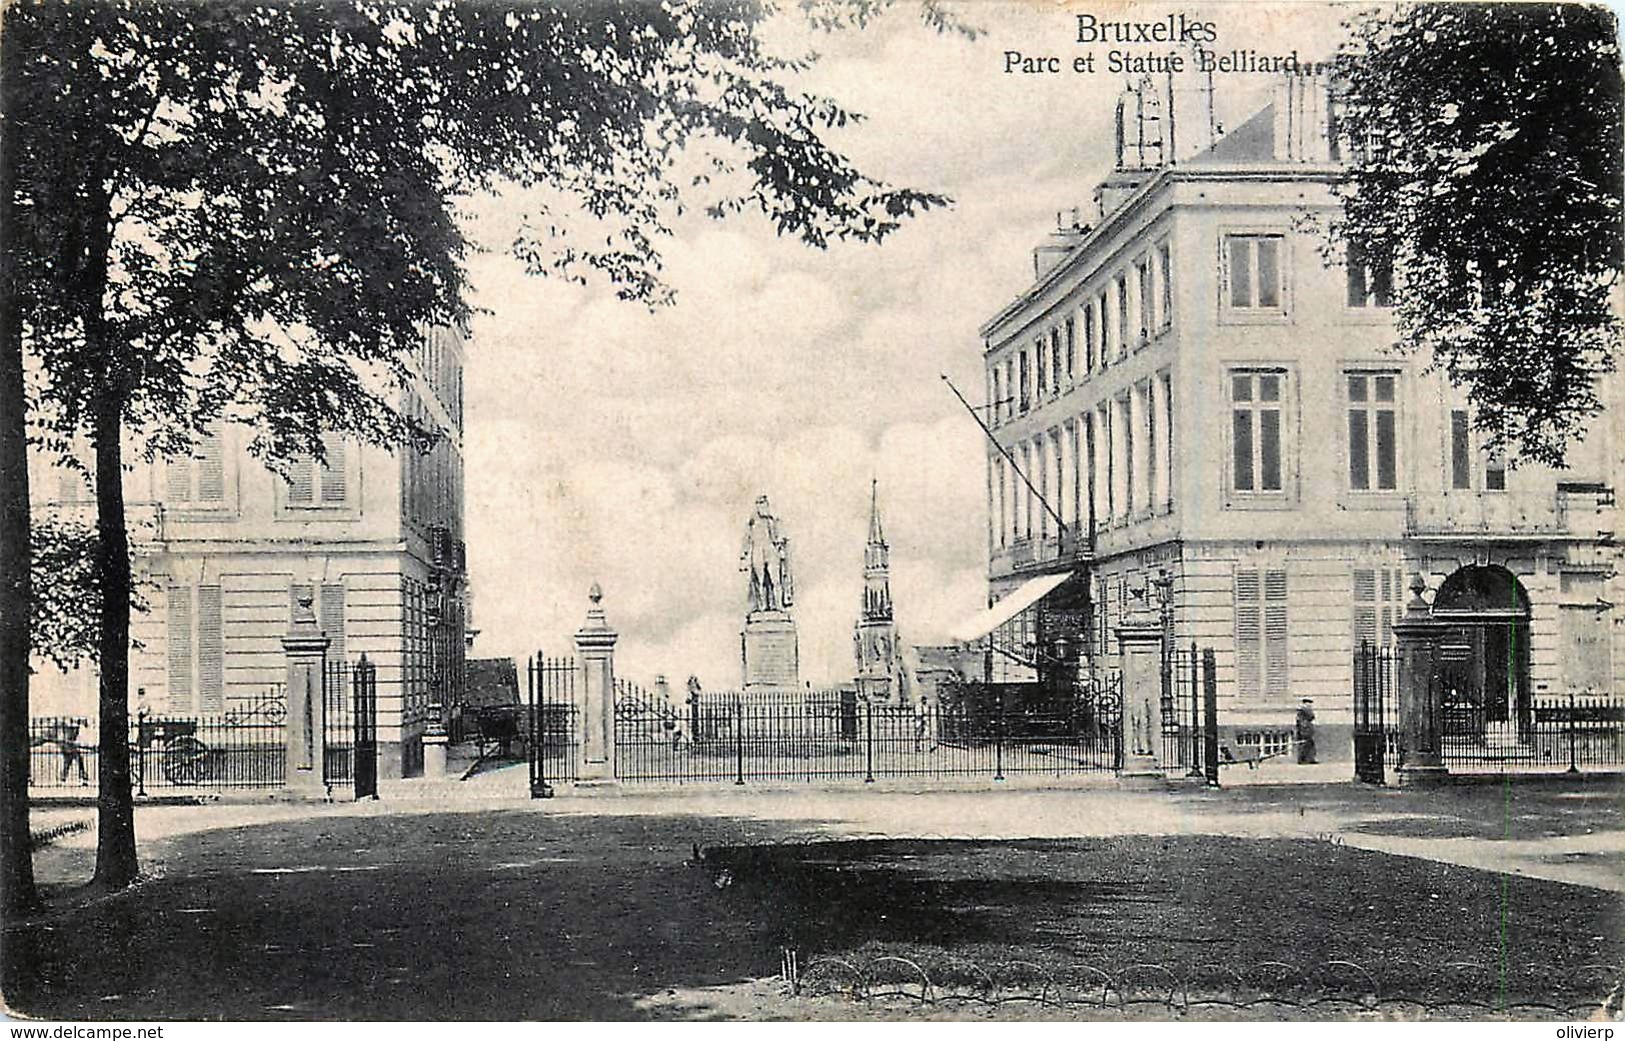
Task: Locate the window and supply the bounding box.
[1235,568,1289,699]
[1225,234,1285,311]
[1036,338,1048,398]
[1018,351,1031,413]
[1064,318,1076,382]
[167,584,223,713]
[997,459,1007,548]
[287,432,348,507]
[1136,258,1152,342]
[165,427,225,505]
[1036,440,1048,539]
[990,366,1003,428]
[1485,456,1507,491]
[1450,410,1472,490]
[1004,359,1015,420]
[1230,371,1285,493]
[1560,573,1612,693]
[1115,274,1129,356]
[1346,372,1399,491]
[1353,566,1405,649]
[1097,291,1111,368]
[1235,730,1292,757]
[1084,303,1097,372]
[1121,395,1135,516]
[1050,328,1063,393]
[1157,242,1173,330]
[1346,242,1393,308]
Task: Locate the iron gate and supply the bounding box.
[1161,643,1208,777]
[1352,642,1395,784]
[353,656,378,799]
[527,653,578,797]
[322,656,379,798]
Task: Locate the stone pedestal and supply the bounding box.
[423,705,448,780]
[1116,614,1166,782]
[575,584,619,785]
[1394,574,1451,787]
[281,596,330,798]
[742,610,799,692]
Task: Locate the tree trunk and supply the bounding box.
[90,384,137,889]
[0,12,41,919]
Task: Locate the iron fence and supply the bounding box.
[1160,643,1205,776]
[1441,690,1625,773]
[613,675,1121,785]
[1352,642,1399,784]
[29,688,288,794]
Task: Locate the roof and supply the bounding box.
[1189,103,1277,165]
[462,658,519,708]
[949,571,1074,643]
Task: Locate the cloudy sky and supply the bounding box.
[460,2,1354,688]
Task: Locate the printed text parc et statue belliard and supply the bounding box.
[1003,13,1332,77]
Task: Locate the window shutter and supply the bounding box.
[320,434,346,504]
[197,585,223,713]
[166,457,191,503]
[1234,569,1262,698]
[320,583,346,666]
[168,587,193,710]
[197,429,224,502]
[287,458,314,504]
[1264,569,1289,695]
[1353,566,1378,649]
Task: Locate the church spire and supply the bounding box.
[867,478,886,547]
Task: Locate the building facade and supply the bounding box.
[28,325,470,779]
[976,77,1623,759]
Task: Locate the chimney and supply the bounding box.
[1032,208,1092,278]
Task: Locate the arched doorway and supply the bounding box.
[1432,565,1532,740]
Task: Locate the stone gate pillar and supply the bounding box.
[282,595,330,797]
[1393,573,1449,786]
[1116,609,1165,782]
[575,583,619,785]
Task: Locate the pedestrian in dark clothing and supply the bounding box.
[1295,699,1317,764]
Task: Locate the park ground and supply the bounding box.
[6,772,1625,1021]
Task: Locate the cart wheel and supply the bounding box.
[161,735,210,785]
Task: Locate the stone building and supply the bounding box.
[974,75,1622,760]
[28,325,470,779]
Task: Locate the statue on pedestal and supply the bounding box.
[740,495,794,614]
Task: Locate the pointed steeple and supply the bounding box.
[867,478,886,547]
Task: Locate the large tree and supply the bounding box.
[1,0,946,909]
[1331,2,1622,467]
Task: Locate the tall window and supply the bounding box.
[287,432,348,507]
[1346,242,1394,308]
[1136,258,1152,342]
[1004,359,1015,420]
[1450,410,1472,490]
[167,584,224,713]
[1036,337,1048,398]
[1225,234,1285,311]
[1050,328,1063,393]
[1098,291,1111,368]
[1064,317,1076,383]
[1353,567,1404,649]
[166,426,225,505]
[1346,372,1399,491]
[1018,351,1031,413]
[1157,242,1173,330]
[997,458,1007,548]
[1084,303,1098,372]
[1235,568,1289,699]
[1115,274,1129,356]
[1230,370,1285,493]
[991,365,1004,428]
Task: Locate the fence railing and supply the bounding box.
[1440,691,1625,772]
[613,678,1122,785]
[29,688,288,793]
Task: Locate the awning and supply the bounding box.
[949,571,1074,644]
